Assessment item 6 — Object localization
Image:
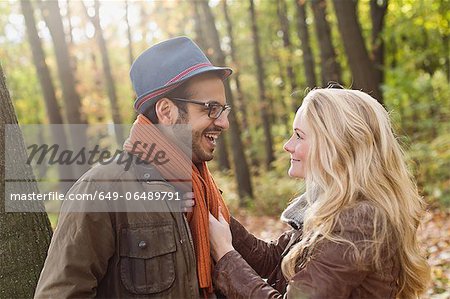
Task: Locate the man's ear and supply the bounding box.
[155,98,177,125]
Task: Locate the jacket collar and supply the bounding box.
[132,156,166,182]
[111,151,167,182]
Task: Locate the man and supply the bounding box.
[35,37,232,298]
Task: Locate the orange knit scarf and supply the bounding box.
[123,114,230,294]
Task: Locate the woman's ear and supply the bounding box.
[155,98,177,125]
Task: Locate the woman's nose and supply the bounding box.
[283,138,293,153]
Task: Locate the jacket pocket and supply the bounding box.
[119,224,177,295]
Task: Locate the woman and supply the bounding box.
[209,88,430,298]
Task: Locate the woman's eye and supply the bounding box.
[295,132,302,140]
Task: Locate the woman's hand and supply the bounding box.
[208,208,234,262]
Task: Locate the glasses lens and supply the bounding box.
[209,104,222,119]
[223,107,231,116]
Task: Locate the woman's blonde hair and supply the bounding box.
[281,89,430,298]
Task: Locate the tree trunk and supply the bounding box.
[21,0,74,190]
[222,0,250,132]
[277,0,299,112]
[65,0,77,74]
[83,0,125,144]
[275,59,291,130]
[440,0,449,82]
[199,0,253,201]
[125,0,134,67]
[370,0,388,102]
[39,0,86,126]
[192,0,209,50]
[249,0,275,169]
[311,0,342,86]
[223,83,254,201]
[443,32,449,83]
[39,0,88,176]
[190,0,230,171]
[66,0,74,44]
[295,0,317,90]
[333,0,382,102]
[0,63,53,299]
[215,136,231,171]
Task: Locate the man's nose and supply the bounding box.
[214,113,230,130]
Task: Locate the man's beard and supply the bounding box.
[191,130,214,163]
[174,114,218,164]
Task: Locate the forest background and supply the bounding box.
[0,0,448,298]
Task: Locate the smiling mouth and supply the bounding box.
[291,158,301,162]
[204,132,220,146]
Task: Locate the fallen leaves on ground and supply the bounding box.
[234,208,450,298]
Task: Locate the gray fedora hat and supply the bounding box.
[130,36,232,114]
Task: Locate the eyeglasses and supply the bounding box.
[170,98,231,119]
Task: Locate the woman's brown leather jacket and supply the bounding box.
[213,201,400,298]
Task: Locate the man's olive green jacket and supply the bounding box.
[34,153,199,298]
